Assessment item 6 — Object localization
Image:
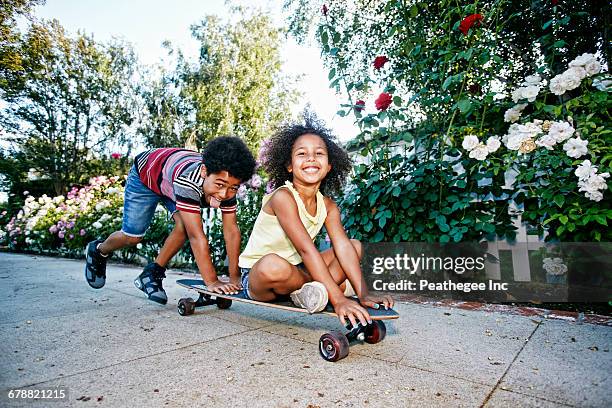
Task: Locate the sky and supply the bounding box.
[33,0,360,142]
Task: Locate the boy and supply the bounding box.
[84,137,256,304]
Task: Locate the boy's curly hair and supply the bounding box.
[202,136,256,182]
[263,112,352,195]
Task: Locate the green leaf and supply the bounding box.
[457,99,472,113]
[553,40,566,48]
[321,31,329,45]
[559,215,568,224]
[329,47,339,56]
[373,231,384,242]
[328,68,336,80]
[553,195,565,208]
[393,96,402,106]
[542,20,553,30]
[594,215,608,226]
[442,76,453,91]
[410,4,418,17]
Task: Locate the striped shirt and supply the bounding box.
[134,148,237,214]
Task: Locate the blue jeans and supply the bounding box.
[122,166,176,237]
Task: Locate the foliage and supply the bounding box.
[138,7,300,152]
[0,18,139,195]
[286,0,611,243]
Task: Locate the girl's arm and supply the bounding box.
[269,189,371,326]
[325,198,394,310]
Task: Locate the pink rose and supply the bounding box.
[111,152,121,159]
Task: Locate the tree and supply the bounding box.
[139,8,300,152]
[0,19,139,195]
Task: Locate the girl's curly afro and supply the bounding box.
[262,112,352,195]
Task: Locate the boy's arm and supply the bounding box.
[221,210,241,286]
[176,211,239,294]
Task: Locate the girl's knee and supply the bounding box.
[350,239,362,258]
[255,254,292,283]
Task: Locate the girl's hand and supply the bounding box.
[333,298,372,327]
[359,294,394,310]
[207,280,240,295]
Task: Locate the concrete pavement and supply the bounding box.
[0,252,610,407]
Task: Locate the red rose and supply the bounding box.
[111,152,121,159]
[552,0,559,4]
[459,14,483,35]
[354,100,365,111]
[322,4,328,16]
[375,93,393,111]
[373,56,389,70]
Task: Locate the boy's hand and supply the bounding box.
[333,297,372,327]
[207,280,240,295]
[359,294,394,310]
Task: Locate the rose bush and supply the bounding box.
[287,0,610,243]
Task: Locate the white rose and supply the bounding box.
[566,66,586,80]
[548,121,575,143]
[503,103,527,123]
[574,160,597,181]
[468,144,489,161]
[569,53,596,67]
[522,74,542,86]
[584,59,602,76]
[549,74,566,95]
[486,136,501,153]
[563,137,588,159]
[506,132,528,151]
[585,172,609,191]
[521,85,540,102]
[560,70,581,91]
[535,135,557,150]
[584,190,603,202]
[462,135,480,151]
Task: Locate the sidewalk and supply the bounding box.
[0,252,610,407]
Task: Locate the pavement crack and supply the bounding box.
[477,320,575,408]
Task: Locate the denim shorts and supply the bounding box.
[122,165,176,237]
[240,267,253,300]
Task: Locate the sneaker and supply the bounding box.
[134,263,168,305]
[343,279,356,297]
[290,281,329,313]
[84,239,108,289]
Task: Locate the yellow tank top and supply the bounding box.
[238,181,327,268]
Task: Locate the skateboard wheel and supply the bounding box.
[178,298,196,316]
[216,297,232,309]
[319,331,349,362]
[364,320,386,344]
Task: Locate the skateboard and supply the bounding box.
[176,278,399,362]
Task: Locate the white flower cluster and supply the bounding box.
[549,53,602,96]
[574,160,610,202]
[543,258,568,275]
[501,119,587,158]
[462,135,501,160]
[512,74,545,103]
[95,200,111,211]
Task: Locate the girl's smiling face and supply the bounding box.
[287,133,332,186]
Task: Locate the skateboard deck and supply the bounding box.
[176,278,399,320]
[177,278,399,362]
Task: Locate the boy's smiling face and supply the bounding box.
[201,167,241,208]
[287,133,332,186]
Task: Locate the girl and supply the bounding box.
[238,115,393,327]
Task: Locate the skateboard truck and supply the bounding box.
[177,293,232,316]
